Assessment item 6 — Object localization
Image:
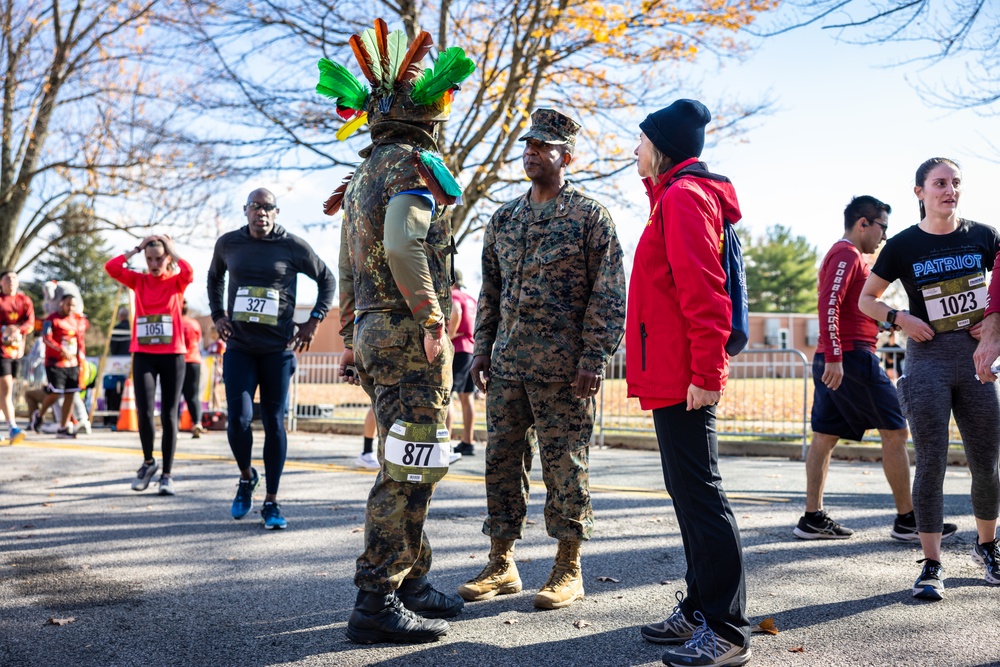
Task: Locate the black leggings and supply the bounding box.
[181,362,202,427]
[132,353,186,475]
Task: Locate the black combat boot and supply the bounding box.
[346,589,449,644]
[397,575,465,618]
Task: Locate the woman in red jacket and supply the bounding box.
[106,236,193,496]
[627,100,751,667]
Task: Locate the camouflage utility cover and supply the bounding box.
[519,108,582,147]
[474,184,626,382]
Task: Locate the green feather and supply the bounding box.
[385,30,408,87]
[316,59,368,110]
[419,151,463,197]
[410,47,476,106]
[360,29,384,82]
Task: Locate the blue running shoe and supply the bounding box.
[231,468,260,520]
[261,501,287,530]
[8,427,25,445]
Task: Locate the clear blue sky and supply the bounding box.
[176,20,1000,315]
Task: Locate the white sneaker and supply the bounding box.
[448,451,462,465]
[354,452,380,469]
[78,420,92,435]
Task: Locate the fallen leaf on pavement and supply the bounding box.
[41,503,53,507]
[788,646,805,653]
[46,617,76,626]
[573,620,592,629]
[753,618,779,635]
[596,576,620,583]
[503,619,519,625]
[526,520,537,525]
[351,527,363,533]
[660,580,672,585]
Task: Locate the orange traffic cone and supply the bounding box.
[179,404,193,432]
[116,377,138,432]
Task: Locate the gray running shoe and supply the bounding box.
[972,538,1000,585]
[912,558,945,601]
[660,611,751,666]
[641,590,698,645]
[131,460,159,492]
[157,475,175,496]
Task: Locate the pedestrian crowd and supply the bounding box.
[2,17,999,667]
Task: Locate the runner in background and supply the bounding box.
[106,235,193,496]
[35,293,85,439]
[446,269,477,457]
[0,271,34,444]
[355,407,379,469]
[180,301,205,438]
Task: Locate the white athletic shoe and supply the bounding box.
[354,452,380,469]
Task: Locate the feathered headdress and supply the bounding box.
[315,18,476,141]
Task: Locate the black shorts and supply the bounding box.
[451,352,475,394]
[811,350,906,441]
[45,366,80,394]
[0,358,20,377]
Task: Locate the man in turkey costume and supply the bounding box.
[316,19,474,644]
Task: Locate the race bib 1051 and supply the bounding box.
[136,314,173,346]
[233,287,280,325]
[383,420,451,484]
[921,272,987,333]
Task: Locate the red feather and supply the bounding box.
[323,172,355,216]
[374,18,391,81]
[397,31,433,83]
[349,35,377,84]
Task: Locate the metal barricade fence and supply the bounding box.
[596,348,810,450]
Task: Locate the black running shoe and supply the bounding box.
[891,512,958,542]
[972,538,1000,585]
[793,510,854,540]
[912,558,944,601]
[453,442,476,456]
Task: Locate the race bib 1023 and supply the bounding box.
[921,272,987,333]
[383,420,451,484]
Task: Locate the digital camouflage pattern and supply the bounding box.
[483,376,595,541]
[339,122,456,593]
[518,108,582,147]
[352,313,454,592]
[474,182,624,547]
[474,183,626,382]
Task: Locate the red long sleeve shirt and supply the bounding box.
[105,255,193,355]
[815,240,879,362]
[43,312,86,368]
[0,293,34,359]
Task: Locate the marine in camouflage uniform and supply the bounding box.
[458,109,626,610]
[317,19,475,644]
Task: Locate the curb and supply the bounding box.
[293,420,969,466]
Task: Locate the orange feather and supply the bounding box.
[349,35,377,84]
[397,31,433,83]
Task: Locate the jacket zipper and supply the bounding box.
[640,323,648,371]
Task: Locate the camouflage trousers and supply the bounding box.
[483,375,595,542]
[353,312,453,593]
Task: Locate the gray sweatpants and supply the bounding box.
[897,333,1000,533]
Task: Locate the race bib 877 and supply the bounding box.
[233,287,280,325]
[383,420,451,484]
[921,272,987,333]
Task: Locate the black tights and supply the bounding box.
[132,353,185,475]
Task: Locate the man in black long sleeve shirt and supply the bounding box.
[207,187,336,530]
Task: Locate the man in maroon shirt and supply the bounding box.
[794,196,952,542]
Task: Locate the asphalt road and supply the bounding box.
[2,430,999,667]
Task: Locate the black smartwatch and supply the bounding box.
[310,309,325,322]
[886,309,898,326]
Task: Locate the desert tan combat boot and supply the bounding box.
[533,539,584,609]
[456,538,522,601]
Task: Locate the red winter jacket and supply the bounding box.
[626,158,742,409]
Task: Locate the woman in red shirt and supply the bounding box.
[627,100,750,667]
[106,236,193,496]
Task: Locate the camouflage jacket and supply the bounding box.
[474,183,626,382]
[339,139,454,348]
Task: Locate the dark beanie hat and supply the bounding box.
[639,99,711,164]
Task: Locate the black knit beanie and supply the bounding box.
[639,99,711,164]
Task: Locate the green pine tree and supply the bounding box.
[744,224,818,313]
